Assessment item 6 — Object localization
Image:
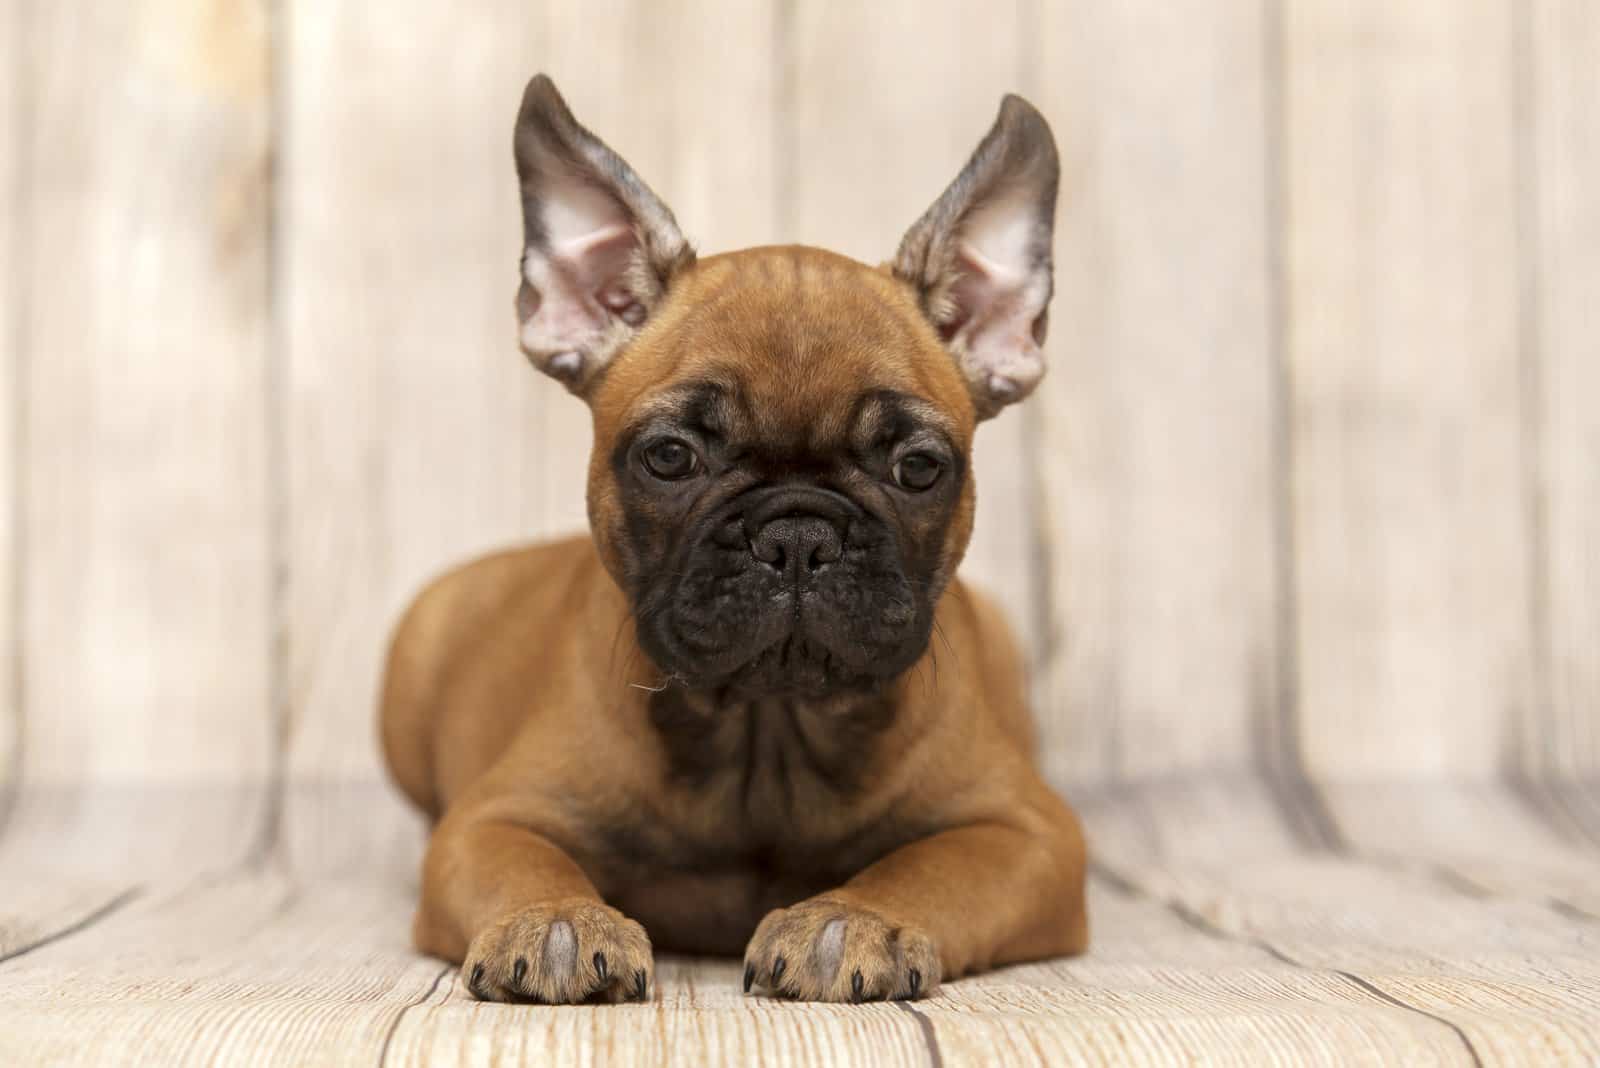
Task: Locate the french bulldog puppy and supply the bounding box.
[380,74,1087,1004]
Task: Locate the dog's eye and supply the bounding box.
[642,438,698,480]
[893,453,943,492]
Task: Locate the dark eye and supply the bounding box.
[642,438,698,480]
[893,452,943,492]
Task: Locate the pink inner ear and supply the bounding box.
[518,211,643,381]
[947,242,1048,402]
[560,224,637,300]
[540,163,641,305]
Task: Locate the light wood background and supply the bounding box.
[3,0,1598,861]
[2,4,1600,1064]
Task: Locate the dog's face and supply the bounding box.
[588,251,975,696]
[511,76,1059,697]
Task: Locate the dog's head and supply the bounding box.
[513,75,1058,698]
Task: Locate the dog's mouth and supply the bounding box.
[639,569,932,699]
[723,635,868,697]
[693,623,894,699]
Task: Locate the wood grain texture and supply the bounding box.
[0,870,447,1066]
[1285,0,1531,778]
[1105,851,1600,1065]
[5,853,1600,1066]
[787,0,1040,649]
[922,885,1479,1066]
[1032,3,1279,786]
[1532,1,1600,781]
[386,961,931,1068]
[3,0,273,870]
[0,0,19,812]
[281,0,544,879]
[280,1,780,876]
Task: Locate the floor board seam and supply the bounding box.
[1091,864,1487,1068]
[377,964,452,1068]
[894,1000,945,1068]
[0,886,143,967]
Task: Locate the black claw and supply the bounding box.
[772,957,787,985]
[851,970,864,1001]
[468,963,487,999]
[908,969,922,997]
[744,964,755,993]
[633,971,648,1000]
[594,952,608,982]
[512,957,528,988]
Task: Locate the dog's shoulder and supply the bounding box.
[411,535,596,618]
[380,535,608,815]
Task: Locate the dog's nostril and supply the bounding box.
[750,523,783,565]
[808,531,842,569]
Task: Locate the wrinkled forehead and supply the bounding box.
[625,378,958,461]
[593,247,976,448]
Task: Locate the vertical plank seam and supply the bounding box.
[1500,0,1600,854]
[1261,0,1344,852]
[1015,0,1056,689]
[1511,0,1552,783]
[250,0,292,874]
[1090,864,1485,1068]
[0,0,33,845]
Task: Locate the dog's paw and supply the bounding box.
[462,899,653,1004]
[743,897,941,1002]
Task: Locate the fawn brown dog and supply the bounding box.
[380,74,1087,1004]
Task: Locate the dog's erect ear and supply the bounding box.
[893,95,1060,419]
[514,74,694,395]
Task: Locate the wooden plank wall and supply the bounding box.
[1034,2,1280,789]
[1287,0,1530,781]
[0,0,1596,890]
[283,0,546,876]
[2,0,275,883]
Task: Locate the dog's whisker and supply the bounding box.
[627,673,682,694]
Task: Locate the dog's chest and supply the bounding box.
[579,692,912,952]
[585,693,904,870]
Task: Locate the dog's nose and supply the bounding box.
[741,485,857,581]
[750,515,844,578]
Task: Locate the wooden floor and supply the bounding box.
[3,778,1598,1067]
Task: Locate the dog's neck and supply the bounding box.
[646,686,899,798]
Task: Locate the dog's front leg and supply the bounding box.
[743,806,1087,1001]
[414,812,653,1003]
